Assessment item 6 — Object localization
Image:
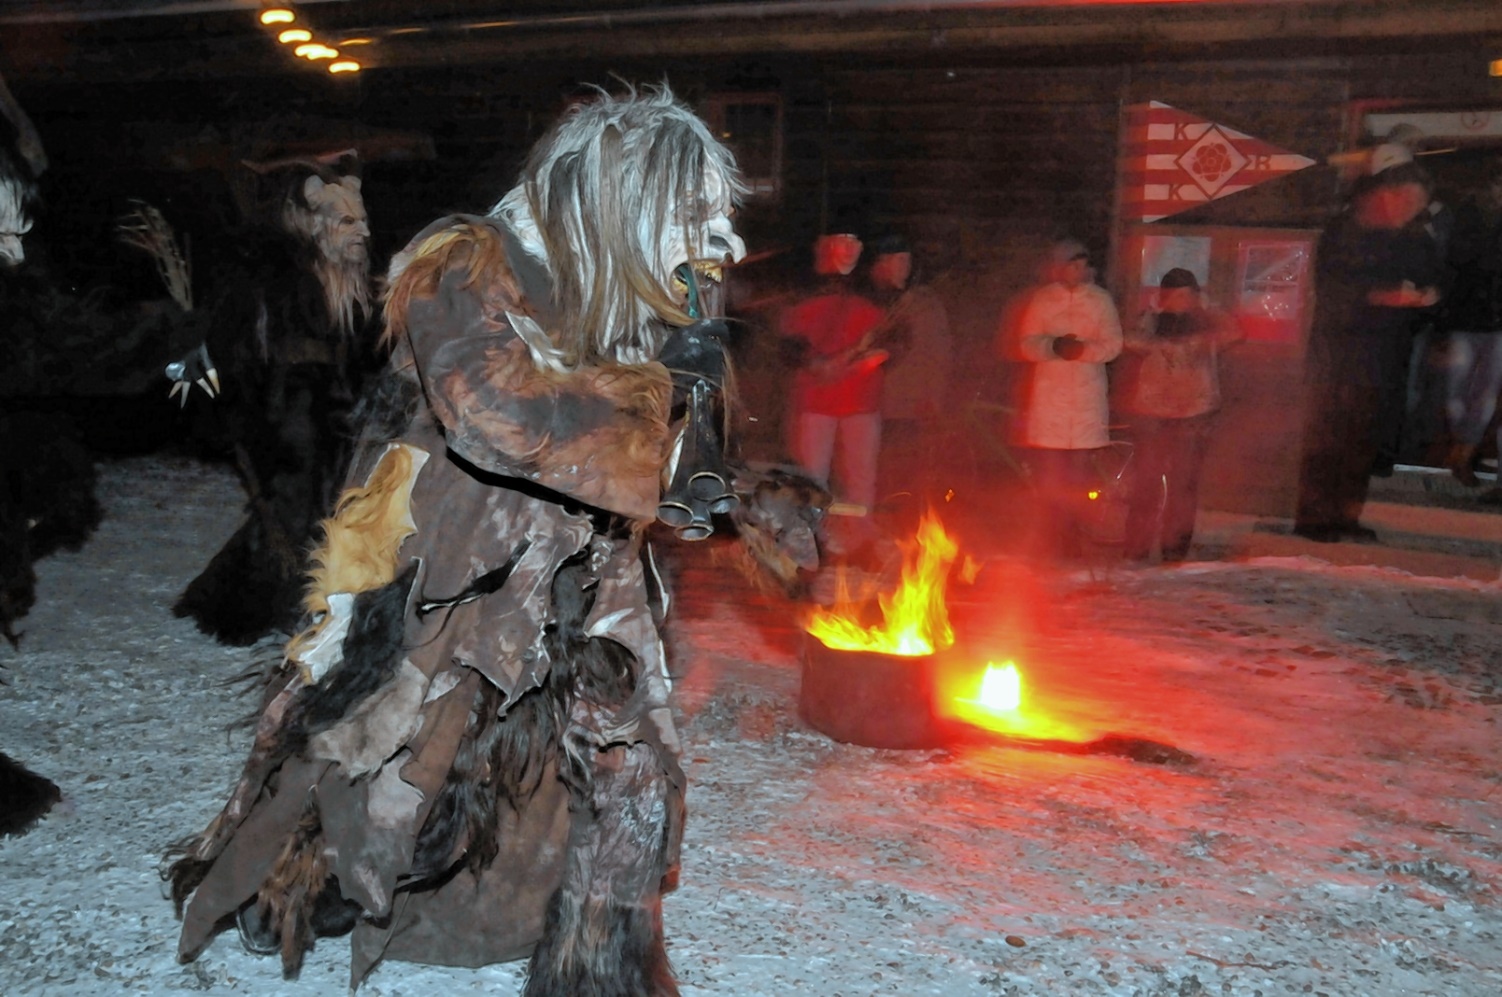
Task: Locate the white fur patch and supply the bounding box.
[366,747,424,832]
[297,591,355,684]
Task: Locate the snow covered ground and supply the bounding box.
[3,455,1502,996]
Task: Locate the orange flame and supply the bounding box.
[806,513,957,656]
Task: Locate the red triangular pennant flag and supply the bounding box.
[1121,102,1316,223]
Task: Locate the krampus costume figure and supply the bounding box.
[168,88,758,994]
[2,77,104,642]
[169,156,375,645]
[0,72,90,835]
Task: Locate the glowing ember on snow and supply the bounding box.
[944,658,1085,742]
[805,513,957,656]
[977,661,1022,712]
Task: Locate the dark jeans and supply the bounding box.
[1373,332,1419,474]
[1298,326,1414,531]
[1124,414,1213,561]
[1296,376,1386,531]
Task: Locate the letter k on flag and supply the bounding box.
[1121,102,1317,223]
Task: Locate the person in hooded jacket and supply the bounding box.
[1003,238,1123,559]
[1119,268,1242,562]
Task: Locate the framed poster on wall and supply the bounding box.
[1234,240,1310,343]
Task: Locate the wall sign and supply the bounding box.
[1235,240,1310,343]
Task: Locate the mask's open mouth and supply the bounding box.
[673,258,727,290]
[673,258,731,319]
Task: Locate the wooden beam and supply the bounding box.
[342,1,1502,68]
[4,0,1502,83]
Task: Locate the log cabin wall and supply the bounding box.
[9,33,1502,511]
[16,44,1496,285]
[1112,51,1499,515]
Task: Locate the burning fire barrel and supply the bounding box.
[798,516,1193,765]
[800,636,945,749]
[799,514,959,749]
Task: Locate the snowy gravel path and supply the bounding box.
[3,455,1502,996]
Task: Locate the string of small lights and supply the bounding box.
[257,4,361,75]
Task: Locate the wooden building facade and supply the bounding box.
[6,0,1502,511]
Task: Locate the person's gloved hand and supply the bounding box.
[1052,334,1086,361]
[659,319,731,391]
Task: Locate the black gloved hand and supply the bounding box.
[1052,334,1086,361]
[659,319,731,392]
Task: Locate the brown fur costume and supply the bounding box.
[169,213,682,994]
[0,73,89,837]
[166,90,830,993]
[167,88,751,995]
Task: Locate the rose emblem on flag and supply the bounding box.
[1175,123,1248,197]
[1126,102,1317,223]
[1191,142,1234,182]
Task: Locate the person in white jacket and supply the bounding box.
[1005,238,1123,558]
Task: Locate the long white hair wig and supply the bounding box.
[491,85,746,367]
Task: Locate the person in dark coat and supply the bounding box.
[1295,164,1445,542]
[869,233,953,506]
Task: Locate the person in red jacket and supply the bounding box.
[779,233,889,552]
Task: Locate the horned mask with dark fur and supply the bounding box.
[259,161,373,339]
[282,167,373,342]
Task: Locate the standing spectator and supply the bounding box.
[1295,164,1444,542]
[1437,165,1502,486]
[869,234,953,502]
[1003,238,1123,559]
[1120,268,1242,562]
[779,233,888,553]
